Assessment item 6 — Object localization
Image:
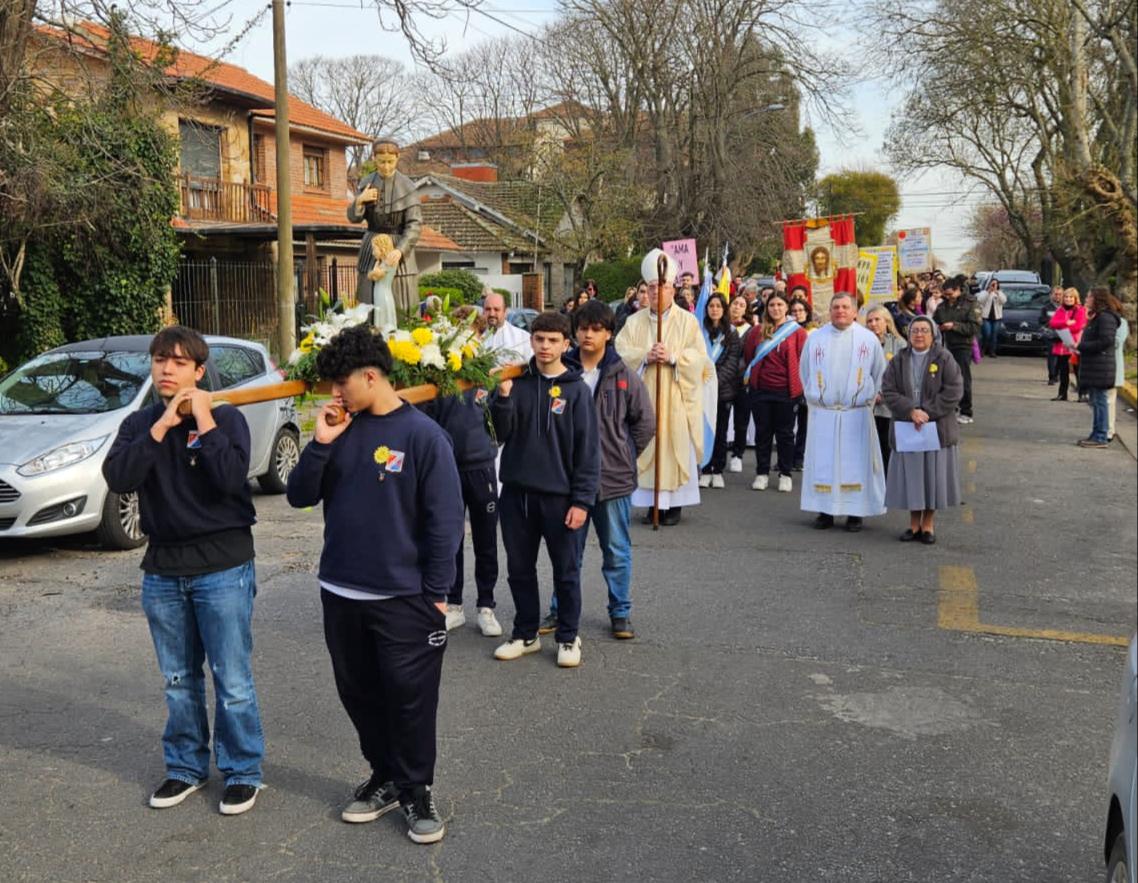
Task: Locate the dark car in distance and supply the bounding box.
[995,283,1053,355]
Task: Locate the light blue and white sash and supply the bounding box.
[742,320,799,384]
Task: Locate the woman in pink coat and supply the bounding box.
[1049,287,1087,401]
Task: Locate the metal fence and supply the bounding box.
[171,257,361,352]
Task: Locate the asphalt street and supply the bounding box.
[1,355,1135,882]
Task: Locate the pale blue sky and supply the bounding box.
[201,0,975,267]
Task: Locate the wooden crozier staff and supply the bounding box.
[652,253,667,530]
[177,364,525,424]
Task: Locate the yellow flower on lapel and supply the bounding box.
[549,385,562,398]
[373,445,391,464]
[929,363,939,374]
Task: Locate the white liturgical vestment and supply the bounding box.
[798,322,887,517]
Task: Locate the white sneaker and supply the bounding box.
[557,636,582,668]
[729,456,743,473]
[698,474,712,488]
[476,607,502,637]
[777,475,793,493]
[494,637,542,660]
[751,474,769,491]
[957,414,974,425]
[444,605,465,631]
[711,473,725,488]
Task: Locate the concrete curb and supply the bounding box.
[1121,381,1138,409]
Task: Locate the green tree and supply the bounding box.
[0,12,180,362]
[817,170,901,247]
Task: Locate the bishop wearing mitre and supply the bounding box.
[615,249,714,526]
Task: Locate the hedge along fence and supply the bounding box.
[582,258,644,302]
[418,269,483,305]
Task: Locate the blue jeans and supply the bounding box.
[141,561,264,787]
[551,495,633,619]
[981,318,1002,354]
[1089,388,1110,443]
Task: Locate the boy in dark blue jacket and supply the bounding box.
[540,299,655,640]
[419,388,502,637]
[286,325,463,845]
[490,311,600,668]
[102,326,264,816]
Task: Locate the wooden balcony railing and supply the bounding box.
[177,174,274,224]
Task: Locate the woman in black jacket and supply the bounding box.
[699,293,743,488]
[1075,288,1122,448]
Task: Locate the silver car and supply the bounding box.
[1105,636,1137,883]
[0,335,301,549]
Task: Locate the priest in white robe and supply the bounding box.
[798,291,887,531]
[616,249,715,526]
[481,290,532,367]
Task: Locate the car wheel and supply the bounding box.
[258,427,300,494]
[1107,831,1128,883]
[95,490,147,550]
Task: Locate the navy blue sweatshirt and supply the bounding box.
[102,402,256,575]
[418,388,496,471]
[286,402,464,600]
[490,359,600,510]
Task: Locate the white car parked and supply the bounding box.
[0,335,300,549]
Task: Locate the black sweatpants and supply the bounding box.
[321,590,447,797]
[448,465,499,608]
[704,399,733,474]
[793,397,808,468]
[1056,354,1073,398]
[730,392,751,458]
[750,390,796,477]
[874,415,892,475]
[950,346,973,417]
[499,486,582,644]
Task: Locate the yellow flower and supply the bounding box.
[411,327,434,346]
[461,343,476,359]
[373,445,390,465]
[929,363,939,374]
[447,351,462,372]
[549,385,562,398]
[298,332,315,354]
[389,340,422,365]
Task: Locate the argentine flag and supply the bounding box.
[693,263,719,469]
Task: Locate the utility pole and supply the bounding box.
[272,0,295,359]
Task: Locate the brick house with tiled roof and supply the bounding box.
[31,23,463,333]
[412,173,578,306]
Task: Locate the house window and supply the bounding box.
[303,146,326,189]
[442,260,477,270]
[179,120,222,179]
[252,134,267,183]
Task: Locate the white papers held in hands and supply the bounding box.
[894,421,942,453]
[1056,328,1078,350]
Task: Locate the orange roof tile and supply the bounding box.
[50,22,370,144]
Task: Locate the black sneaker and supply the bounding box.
[813,513,834,530]
[845,516,864,533]
[219,784,259,815]
[611,617,635,640]
[341,773,400,823]
[537,613,558,635]
[149,778,203,809]
[402,786,445,844]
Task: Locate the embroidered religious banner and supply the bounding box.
[781,216,858,314]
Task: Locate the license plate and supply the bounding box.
[1016,332,1033,341]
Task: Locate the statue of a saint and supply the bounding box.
[348,139,422,320]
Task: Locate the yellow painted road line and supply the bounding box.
[965,481,976,495]
[960,507,975,524]
[937,565,1129,647]
[967,459,977,474]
